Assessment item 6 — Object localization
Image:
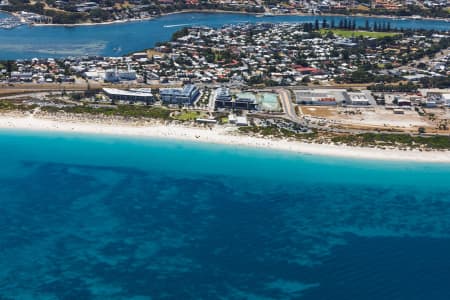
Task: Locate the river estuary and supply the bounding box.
[0,11,449,59]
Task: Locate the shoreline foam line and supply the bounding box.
[0,115,449,163]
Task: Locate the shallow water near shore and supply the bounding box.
[1,130,450,299]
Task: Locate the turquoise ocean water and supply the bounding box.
[1,129,450,299]
[0,12,449,59]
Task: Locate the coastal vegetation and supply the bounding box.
[0,101,36,112]
[1,100,205,122]
[171,27,190,41]
[171,110,206,121]
[239,125,317,139]
[41,104,171,119]
[0,15,448,154]
[239,125,450,150]
[331,133,450,150]
[1,95,450,151]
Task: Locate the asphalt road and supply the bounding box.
[277,89,304,124]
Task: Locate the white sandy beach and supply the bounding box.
[0,114,449,163]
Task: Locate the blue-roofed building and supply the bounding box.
[160,84,200,105]
[214,87,233,109]
[234,92,258,110]
[214,88,258,111]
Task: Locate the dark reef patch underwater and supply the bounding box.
[1,131,450,299]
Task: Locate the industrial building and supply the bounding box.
[103,88,154,104]
[294,89,353,106]
[346,92,370,106]
[295,90,338,106]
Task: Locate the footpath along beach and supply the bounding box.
[1,114,449,163]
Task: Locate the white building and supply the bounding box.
[83,71,100,80]
[236,116,248,126]
[347,92,370,106]
[103,88,154,104]
[295,90,337,106]
[10,71,33,82]
[440,93,450,107]
[104,66,137,82]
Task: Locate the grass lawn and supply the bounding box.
[319,29,400,39]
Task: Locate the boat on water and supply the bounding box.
[163,23,193,28]
[0,17,24,29]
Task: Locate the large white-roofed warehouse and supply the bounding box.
[103,88,154,105]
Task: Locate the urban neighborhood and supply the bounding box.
[0,14,449,150]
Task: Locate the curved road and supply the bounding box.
[278,89,304,124]
[277,88,413,135]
